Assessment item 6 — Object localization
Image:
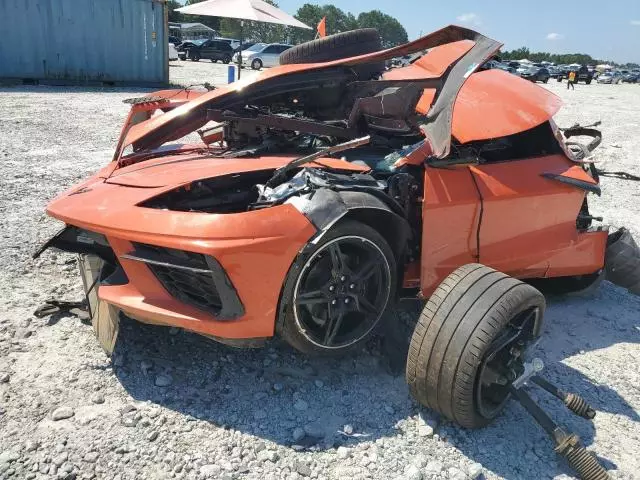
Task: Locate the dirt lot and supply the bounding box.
[0,63,639,480]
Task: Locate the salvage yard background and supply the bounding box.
[0,63,639,480]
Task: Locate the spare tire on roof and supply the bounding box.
[279,28,385,79]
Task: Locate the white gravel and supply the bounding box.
[0,67,639,480]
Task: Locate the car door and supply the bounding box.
[199,41,212,59]
[468,151,594,279]
[211,41,224,61]
[261,45,279,67]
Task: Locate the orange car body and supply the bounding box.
[43,26,607,341]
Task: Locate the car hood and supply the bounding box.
[105,151,369,188]
[121,26,498,154]
[120,25,561,160]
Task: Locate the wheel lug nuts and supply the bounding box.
[331,300,337,305]
[340,276,346,282]
[329,285,335,292]
[349,284,355,289]
[344,298,350,304]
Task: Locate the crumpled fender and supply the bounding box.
[288,189,411,257]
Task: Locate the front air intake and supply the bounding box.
[122,243,244,320]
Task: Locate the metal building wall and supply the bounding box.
[0,0,168,85]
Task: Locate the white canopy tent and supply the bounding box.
[176,0,312,78]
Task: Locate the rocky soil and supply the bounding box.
[0,65,639,480]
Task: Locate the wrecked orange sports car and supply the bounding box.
[37,26,639,478]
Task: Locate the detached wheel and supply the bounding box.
[251,58,263,70]
[278,220,396,355]
[279,28,385,79]
[605,227,640,295]
[406,264,545,428]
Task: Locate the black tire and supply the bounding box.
[605,227,640,295]
[191,52,200,62]
[223,55,231,64]
[406,264,545,428]
[279,28,385,79]
[543,77,549,83]
[277,220,397,355]
[251,58,262,70]
[586,79,592,85]
[557,77,563,82]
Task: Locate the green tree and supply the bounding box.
[291,4,357,43]
[356,10,407,48]
[499,47,619,67]
[167,0,184,23]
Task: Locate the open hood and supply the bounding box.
[120,25,561,163]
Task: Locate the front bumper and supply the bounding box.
[44,178,317,339]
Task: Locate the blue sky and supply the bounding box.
[272,0,640,63]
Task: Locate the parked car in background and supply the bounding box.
[548,66,562,79]
[176,39,208,60]
[597,71,623,84]
[169,35,181,46]
[483,60,515,73]
[576,66,593,84]
[621,71,639,83]
[520,66,550,83]
[241,43,293,70]
[168,43,179,61]
[187,39,234,63]
[216,37,241,51]
[235,41,257,53]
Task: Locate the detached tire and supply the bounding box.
[406,264,545,428]
[279,29,385,79]
[605,227,640,295]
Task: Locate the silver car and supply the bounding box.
[241,43,293,70]
[597,71,623,84]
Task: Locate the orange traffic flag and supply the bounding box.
[317,16,327,38]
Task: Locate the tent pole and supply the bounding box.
[237,19,244,80]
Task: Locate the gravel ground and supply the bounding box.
[168,60,259,87]
[0,66,639,480]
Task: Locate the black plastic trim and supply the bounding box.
[33,225,116,264]
[128,243,245,320]
[541,173,601,196]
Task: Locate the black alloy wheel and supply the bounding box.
[475,306,540,420]
[293,235,392,349]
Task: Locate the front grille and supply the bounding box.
[150,263,222,314]
[125,243,243,319]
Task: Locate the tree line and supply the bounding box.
[168,0,408,47]
[168,2,638,68]
[499,47,638,69]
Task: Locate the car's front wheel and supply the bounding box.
[191,52,200,62]
[223,55,232,64]
[277,220,397,355]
